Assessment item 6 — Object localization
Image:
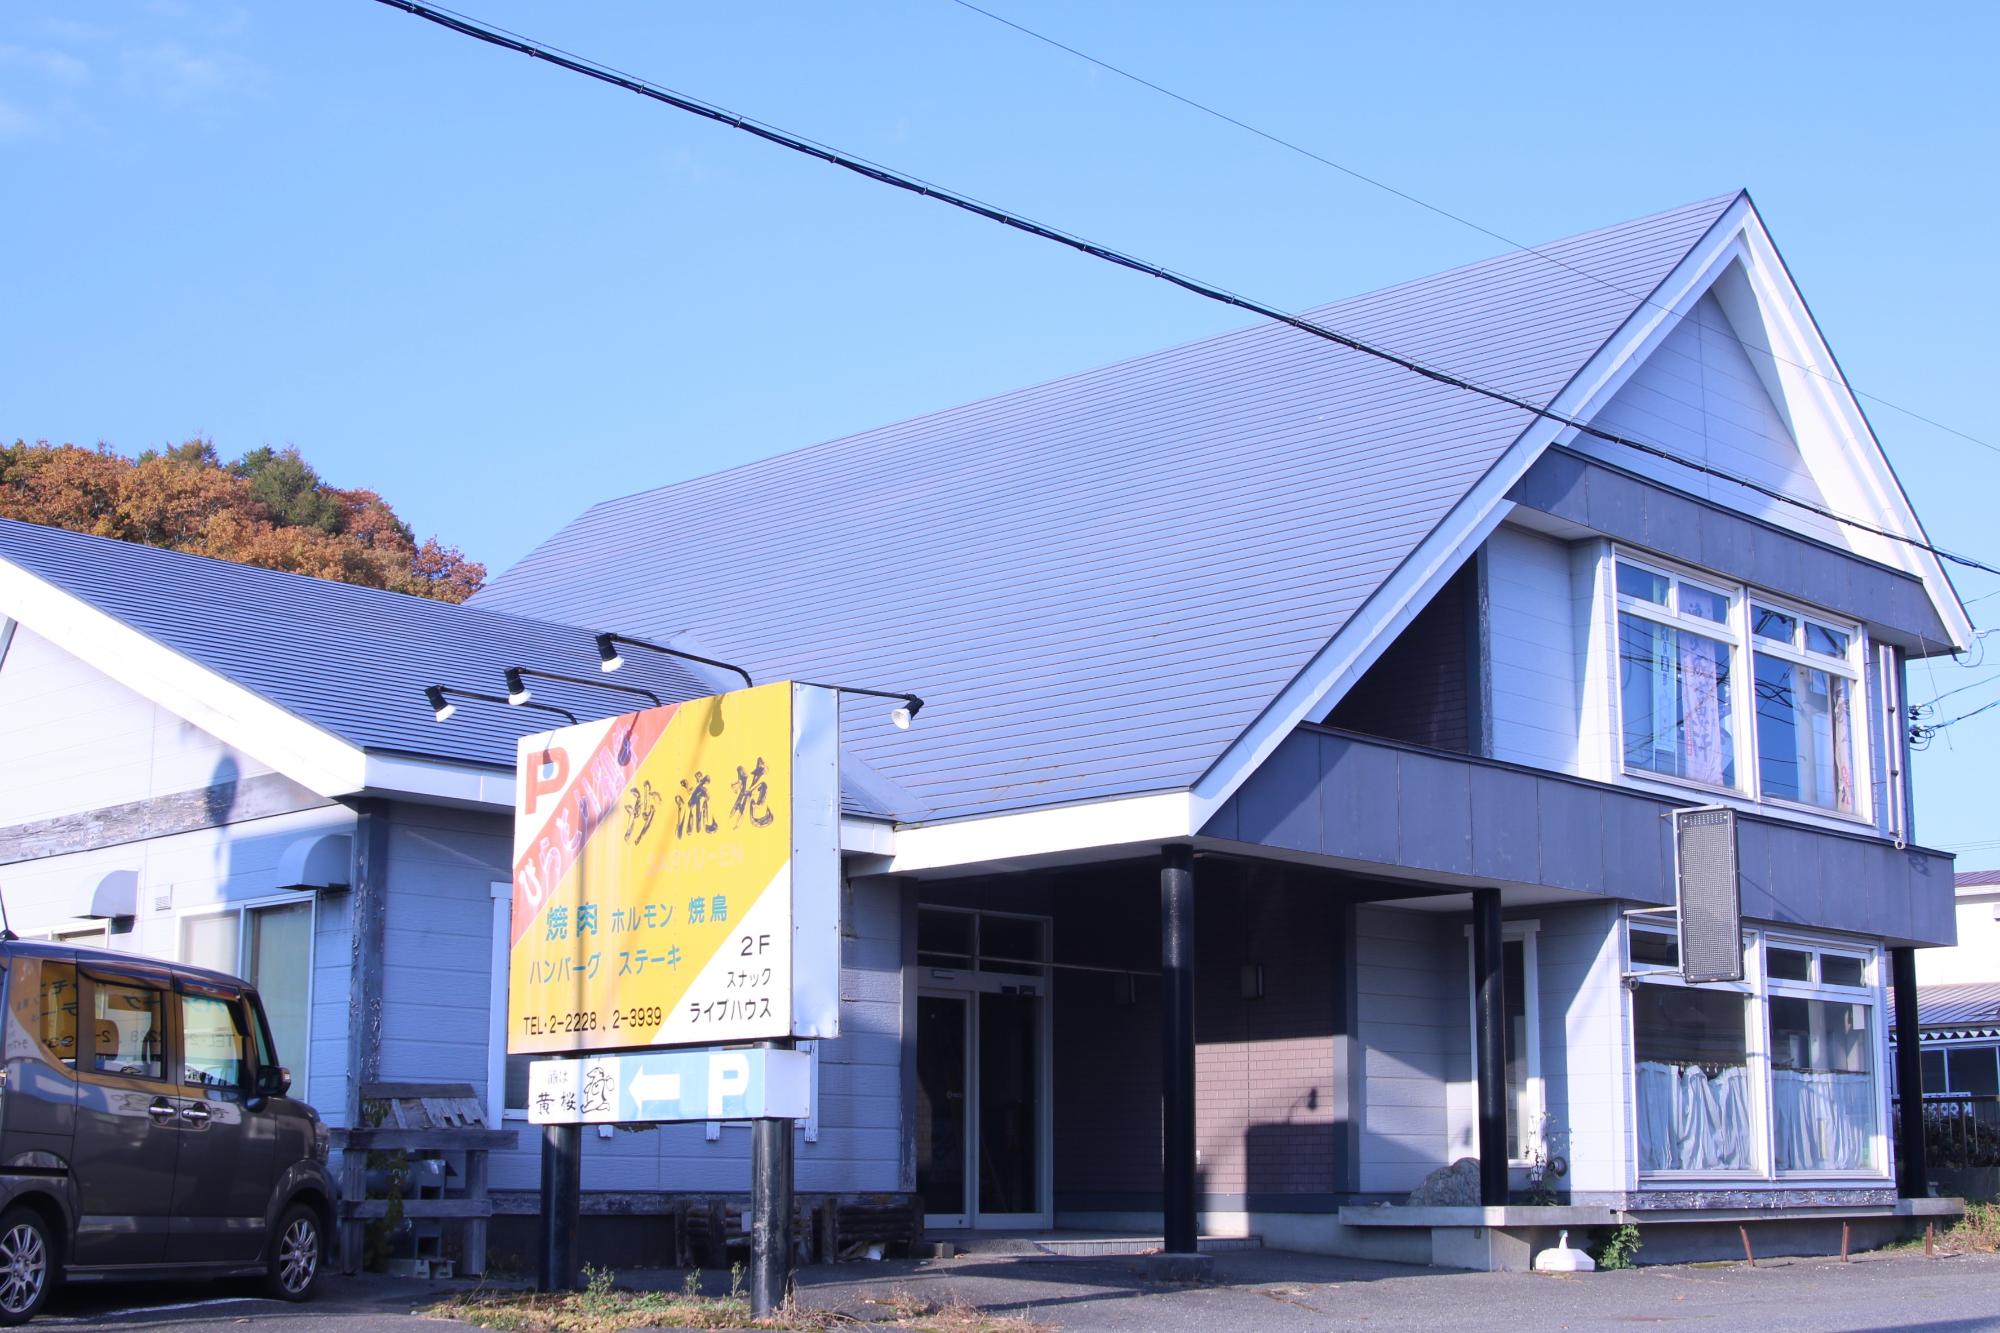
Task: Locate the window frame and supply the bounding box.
[1922,1041,2000,1097]
[1613,553,1747,798]
[78,967,176,1091]
[1625,922,1889,1186]
[1462,920,1543,1167]
[1626,921,1767,1179]
[1747,596,1867,818]
[173,892,317,1089]
[175,982,256,1099]
[1608,549,1871,824]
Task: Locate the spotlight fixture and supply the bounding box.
[507,665,662,709]
[423,685,577,727]
[594,633,624,673]
[593,631,753,688]
[794,681,926,730]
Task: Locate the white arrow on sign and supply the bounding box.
[628,1070,683,1108]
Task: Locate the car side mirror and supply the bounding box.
[256,1066,292,1098]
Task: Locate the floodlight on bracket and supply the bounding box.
[594,632,753,689]
[503,665,662,710]
[424,684,577,727]
[792,680,926,730]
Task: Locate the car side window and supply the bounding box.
[4,959,79,1070]
[88,974,168,1083]
[179,992,248,1094]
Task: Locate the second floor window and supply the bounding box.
[1751,605,1858,814]
[1617,562,1739,789]
[1613,553,1866,818]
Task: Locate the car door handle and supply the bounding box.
[147,1099,177,1123]
[180,1103,211,1126]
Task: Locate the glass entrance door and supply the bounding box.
[915,907,1052,1230]
[916,994,971,1228]
[975,989,1042,1222]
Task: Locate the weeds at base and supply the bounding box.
[427,1271,1050,1333]
[1906,1201,2000,1256]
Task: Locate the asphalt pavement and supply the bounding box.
[22,1246,2000,1331]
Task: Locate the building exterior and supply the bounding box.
[1900,871,2000,1092]
[0,191,1970,1268]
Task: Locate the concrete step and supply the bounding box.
[1034,1234,1262,1257]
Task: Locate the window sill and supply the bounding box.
[1610,768,1876,834]
[1639,1173,1890,1188]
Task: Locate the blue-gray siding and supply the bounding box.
[1205,727,1956,946]
[1506,448,1950,650]
[379,803,505,1089]
[1353,906,1454,1193]
[1589,291,1835,542]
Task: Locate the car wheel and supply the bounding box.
[0,1206,54,1326]
[264,1203,321,1303]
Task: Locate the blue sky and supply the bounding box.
[2,1,1996,861]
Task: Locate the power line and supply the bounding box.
[1909,693,2000,749]
[943,0,2000,459]
[1910,671,2000,714]
[368,0,2000,586]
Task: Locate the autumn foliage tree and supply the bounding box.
[0,439,485,602]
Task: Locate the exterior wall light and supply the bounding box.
[423,684,577,727]
[793,681,925,730]
[505,665,662,711]
[594,632,754,689]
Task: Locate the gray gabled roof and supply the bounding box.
[476,195,1741,821]
[0,516,717,767]
[0,518,908,818]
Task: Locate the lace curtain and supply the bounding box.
[1636,1060,1754,1172]
[1772,1069,1873,1171]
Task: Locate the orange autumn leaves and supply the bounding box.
[0,438,484,603]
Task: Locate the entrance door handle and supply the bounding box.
[147,1099,176,1124]
[180,1102,211,1126]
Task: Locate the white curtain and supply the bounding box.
[1637,1061,1754,1172]
[1771,1069,1873,1171]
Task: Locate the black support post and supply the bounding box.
[1471,888,1508,1207]
[1892,946,1928,1199]
[537,1122,582,1291]
[750,1106,794,1316]
[1160,845,1198,1255]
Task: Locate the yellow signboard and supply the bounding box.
[506,681,840,1056]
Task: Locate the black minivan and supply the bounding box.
[0,940,334,1323]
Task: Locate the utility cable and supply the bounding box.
[1909,670,2000,714]
[943,0,2000,458]
[1909,693,2000,748]
[368,0,2000,584]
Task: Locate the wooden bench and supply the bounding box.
[332,1081,517,1276]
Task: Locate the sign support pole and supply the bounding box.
[750,1040,795,1318]
[538,1122,583,1291]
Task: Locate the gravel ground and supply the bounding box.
[21,1245,2000,1331]
[787,1245,2000,1332]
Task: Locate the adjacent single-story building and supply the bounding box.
[1894,870,2000,1096]
[0,190,1970,1269]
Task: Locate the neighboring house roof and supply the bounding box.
[478,195,1750,821]
[1890,982,2000,1038]
[0,519,904,817]
[1956,869,2000,888]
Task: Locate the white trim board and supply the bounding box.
[0,557,370,798]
